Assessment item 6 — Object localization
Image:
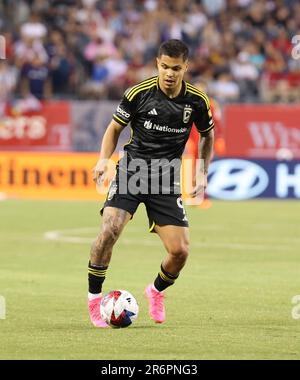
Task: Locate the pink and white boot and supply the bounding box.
[145,285,166,324]
[88,296,108,328]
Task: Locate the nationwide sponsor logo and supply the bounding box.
[143,120,187,134]
[144,120,152,129]
[183,105,192,124]
[207,159,269,200]
[116,106,130,119]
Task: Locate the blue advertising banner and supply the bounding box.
[207,159,300,200]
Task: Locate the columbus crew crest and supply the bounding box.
[183,105,192,123]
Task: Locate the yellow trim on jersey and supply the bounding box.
[123,127,133,147]
[127,80,157,102]
[149,221,156,232]
[186,88,210,110]
[125,77,157,100]
[125,77,156,98]
[113,114,128,126]
[186,84,210,109]
[186,87,209,108]
[200,124,214,133]
[186,83,210,101]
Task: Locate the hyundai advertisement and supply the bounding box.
[207,159,300,200]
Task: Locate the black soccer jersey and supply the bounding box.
[113,76,214,161]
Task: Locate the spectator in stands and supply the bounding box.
[230,51,259,102]
[0,0,299,103]
[261,42,289,103]
[14,35,48,68]
[20,52,52,100]
[0,61,17,116]
[245,41,265,73]
[80,54,109,99]
[49,43,74,95]
[210,72,240,103]
[20,12,47,41]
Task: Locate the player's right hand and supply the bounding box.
[92,159,108,185]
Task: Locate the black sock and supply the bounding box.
[88,261,108,294]
[154,264,179,292]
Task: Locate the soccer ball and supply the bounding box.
[100,290,139,328]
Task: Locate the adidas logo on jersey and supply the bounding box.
[148,108,158,115]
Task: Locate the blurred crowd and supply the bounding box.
[0,0,300,107]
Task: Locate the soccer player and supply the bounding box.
[88,39,215,327]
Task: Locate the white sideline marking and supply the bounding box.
[0,296,5,319]
[43,227,293,251]
[44,229,95,244]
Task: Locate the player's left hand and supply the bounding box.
[189,173,207,198]
[92,159,108,185]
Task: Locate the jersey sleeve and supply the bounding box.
[112,91,137,127]
[193,97,215,137]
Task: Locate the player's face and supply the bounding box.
[156,55,188,92]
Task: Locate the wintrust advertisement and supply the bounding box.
[224,105,300,159]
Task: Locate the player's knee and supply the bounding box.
[101,224,120,246]
[169,243,189,264]
[97,222,121,249]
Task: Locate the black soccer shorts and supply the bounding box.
[100,183,189,232]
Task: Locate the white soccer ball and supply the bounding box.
[100,290,139,328]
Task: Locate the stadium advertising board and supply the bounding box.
[0,102,71,151]
[224,105,300,159]
[208,158,300,200]
[0,152,104,200]
[0,153,299,200]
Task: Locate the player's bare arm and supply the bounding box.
[92,119,125,184]
[190,129,214,198]
[199,128,214,174]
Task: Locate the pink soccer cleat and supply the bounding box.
[145,284,165,324]
[88,297,108,328]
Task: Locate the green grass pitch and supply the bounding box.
[0,199,299,359]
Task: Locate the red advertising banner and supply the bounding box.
[224,105,300,159]
[0,101,71,151]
